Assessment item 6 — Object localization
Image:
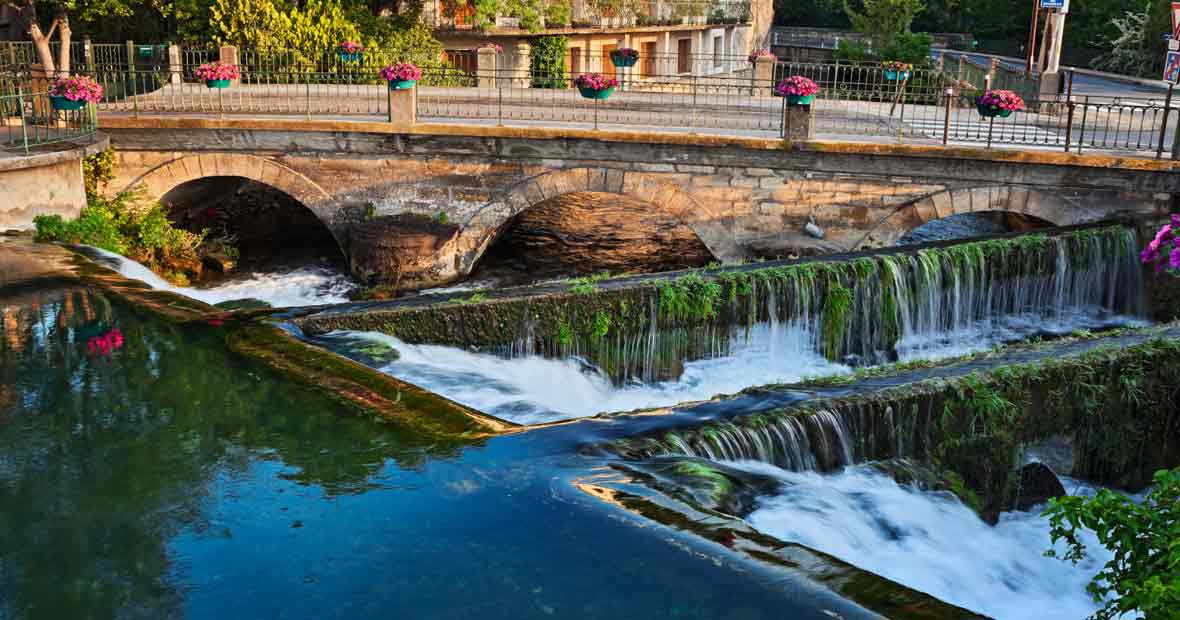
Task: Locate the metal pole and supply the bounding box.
[1063,70,1075,151]
[18,90,29,155]
[498,83,503,126]
[943,88,952,145]
[987,115,995,149]
[1077,95,1089,155]
[1026,0,1039,77]
[690,74,698,134]
[305,80,311,120]
[1158,82,1174,159]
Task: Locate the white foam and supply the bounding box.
[740,464,1115,620]
[86,246,355,307]
[326,325,848,424]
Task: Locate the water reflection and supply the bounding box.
[0,286,462,618]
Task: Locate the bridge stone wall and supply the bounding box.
[104,124,1173,288]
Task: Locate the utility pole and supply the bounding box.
[1025,0,1039,77]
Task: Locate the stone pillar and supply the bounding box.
[82,36,94,72]
[168,44,182,85]
[754,55,774,97]
[511,42,531,88]
[477,47,498,89]
[219,45,239,85]
[782,103,813,142]
[387,85,417,127]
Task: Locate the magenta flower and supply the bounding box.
[87,328,124,357]
[340,41,365,54]
[379,62,423,82]
[573,73,619,92]
[49,76,104,103]
[977,89,1025,113]
[194,62,240,81]
[775,75,820,97]
[1143,216,1180,277]
[748,49,776,63]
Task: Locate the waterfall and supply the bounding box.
[501,226,1145,383]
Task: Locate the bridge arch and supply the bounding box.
[122,153,342,240]
[456,166,736,273]
[855,186,1088,248]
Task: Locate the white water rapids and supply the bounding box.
[737,463,1118,620]
[86,247,356,307]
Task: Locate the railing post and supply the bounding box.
[17,89,29,156]
[387,84,417,128]
[82,36,93,72]
[219,45,239,86]
[477,47,498,89]
[753,55,774,98]
[6,41,16,67]
[167,43,181,85]
[1077,95,1089,155]
[1157,83,1174,159]
[942,88,952,145]
[1064,96,1075,152]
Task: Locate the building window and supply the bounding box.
[677,39,690,73]
[713,35,723,68]
[641,41,656,77]
[570,46,582,76]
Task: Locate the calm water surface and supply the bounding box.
[0,286,856,619]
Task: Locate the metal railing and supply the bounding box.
[1,90,100,154]
[2,44,1176,157]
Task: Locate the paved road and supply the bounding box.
[936,50,1170,98]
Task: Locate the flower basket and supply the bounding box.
[194,62,240,86]
[574,73,619,100]
[49,95,87,111]
[977,103,1012,118]
[775,75,819,106]
[578,85,615,99]
[883,69,911,81]
[339,52,363,63]
[380,63,423,90]
[47,75,103,109]
[610,48,639,68]
[339,41,365,63]
[975,89,1024,119]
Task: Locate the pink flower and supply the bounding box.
[194,62,240,81]
[49,76,104,103]
[379,63,423,82]
[977,89,1025,112]
[340,41,365,54]
[748,49,776,63]
[573,73,619,91]
[775,75,820,97]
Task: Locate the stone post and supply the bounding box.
[219,45,239,85]
[387,85,417,128]
[782,103,813,142]
[511,42,531,89]
[477,46,498,89]
[168,43,182,85]
[753,55,774,98]
[82,36,94,72]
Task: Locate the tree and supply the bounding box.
[843,0,923,41]
[1044,468,1180,620]
[3,0,72,76]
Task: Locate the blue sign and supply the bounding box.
[1165,51,1180,83]
[1040,0,1065,7]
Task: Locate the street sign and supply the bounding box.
[1040,0,1064,8]
[1165,50,1180,83]
[1172,39,1180,51]
[1173,2,1180,38]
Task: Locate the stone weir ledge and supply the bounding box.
[291,221,1150,382]
[601,325,1180,523]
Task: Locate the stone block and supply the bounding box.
[675,164,716,174]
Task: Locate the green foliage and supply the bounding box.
[82,147,116,200]
[590,310,612,339]
[436,211,449,225]
[843,0,923,41]
[34,193,207,286]
[454,291,488,304]
[820,280,852,360]
[568,271,610,295]
[658,272,723,323]
[531,35,568,89]
[555,317,574,346]
[879,31,933,65]
[1045,468,1180,620]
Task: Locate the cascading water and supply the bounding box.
[84,247,356,307]
[737,463,1118,620]
[458,226,1146,384]
[316,326,847,425]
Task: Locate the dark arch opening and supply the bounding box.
[160,176,346,275]
[897,211,1056,246]
[472,191,717,284]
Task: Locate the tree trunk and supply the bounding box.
[17,0,56,74]
[55,9,70,76]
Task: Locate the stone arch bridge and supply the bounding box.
[104,120,1177,287]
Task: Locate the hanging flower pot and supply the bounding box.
[610,48,639,68]
[380,62,423,90]
[194,62,240,88]
[775,75,819,106]
[339,41,365,63]
[574,73,619,99]
[881,61,913,81]
[976,89,1024,119]
[47,75,103,110]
